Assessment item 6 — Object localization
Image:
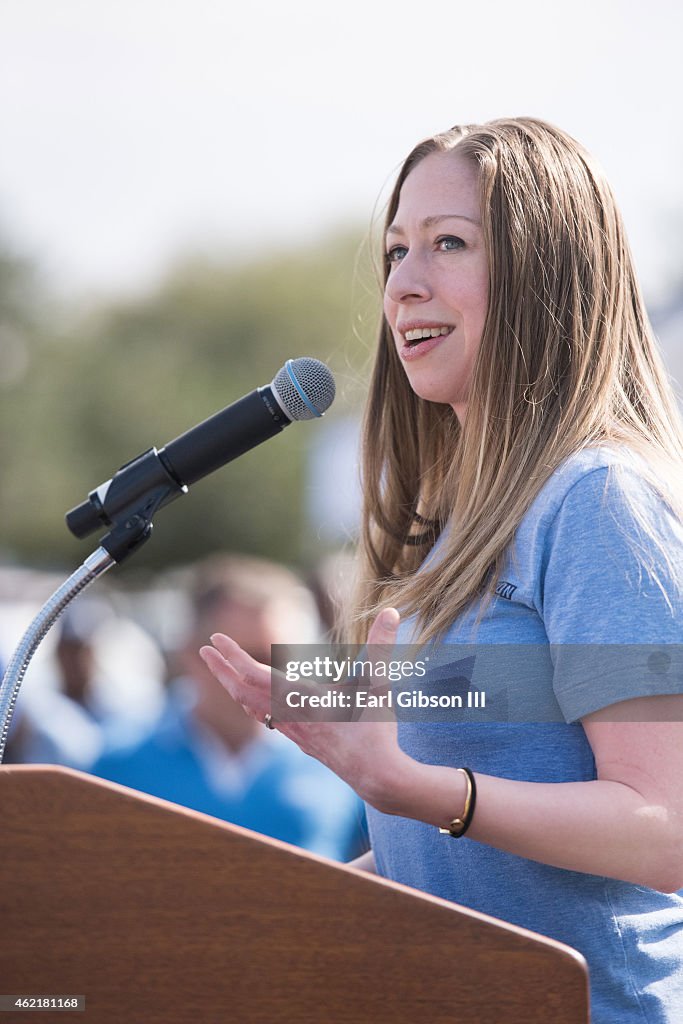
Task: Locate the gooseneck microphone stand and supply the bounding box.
[0,510,158,765]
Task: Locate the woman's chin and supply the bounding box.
[407,380,460,409]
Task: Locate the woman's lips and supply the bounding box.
[399,328,453,360]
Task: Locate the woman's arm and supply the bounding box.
[381,698,683,893]
[200,614,683,894]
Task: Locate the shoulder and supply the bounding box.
[519,446,681,551]
[92,730,167,778]
[522,447,683,642]
[91,701,186,779]
[526,446,665,519]
[546,448,679,551]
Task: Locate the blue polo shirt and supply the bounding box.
[366,447,683,1024]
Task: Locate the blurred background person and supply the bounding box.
[3,595,164,769]
[91,553,367,861]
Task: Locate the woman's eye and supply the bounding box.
[437,235,465,252]
[385,245,408,264]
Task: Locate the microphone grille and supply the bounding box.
[272,358,336,421]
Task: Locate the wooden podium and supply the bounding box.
[0,766,589,1022]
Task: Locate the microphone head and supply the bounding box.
[271,357,336,421]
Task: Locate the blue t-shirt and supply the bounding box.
[366,448,683,1024]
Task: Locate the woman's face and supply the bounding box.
[383,151,489,422]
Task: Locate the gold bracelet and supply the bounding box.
[438,767,477,839]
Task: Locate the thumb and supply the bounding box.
[368,606,401,644]
[356,607,401,719]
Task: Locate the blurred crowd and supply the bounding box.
[0,552,366,862]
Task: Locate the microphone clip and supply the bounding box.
[98,515,154,563]
[66,447,187,540]
[66,447,188,564]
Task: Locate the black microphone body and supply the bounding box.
[163,384,289,487]
[66,358,334,541]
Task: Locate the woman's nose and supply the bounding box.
[384,252,432,304]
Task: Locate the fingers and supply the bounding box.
[210,632,258,671]
[199,634,271,722]
[208,633,268,686]
[198,612,402,732]
[198,644,241,694]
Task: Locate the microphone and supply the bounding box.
[66,357,335,540]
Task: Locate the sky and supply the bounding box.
[1,0,682,305]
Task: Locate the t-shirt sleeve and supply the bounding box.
[539,466,683,721]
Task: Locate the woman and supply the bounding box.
[200,118,683,1023]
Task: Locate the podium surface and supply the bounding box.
[0,765,589,1022]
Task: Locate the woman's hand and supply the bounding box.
[199,608,409,808]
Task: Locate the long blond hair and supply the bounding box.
[348,117,683,644]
